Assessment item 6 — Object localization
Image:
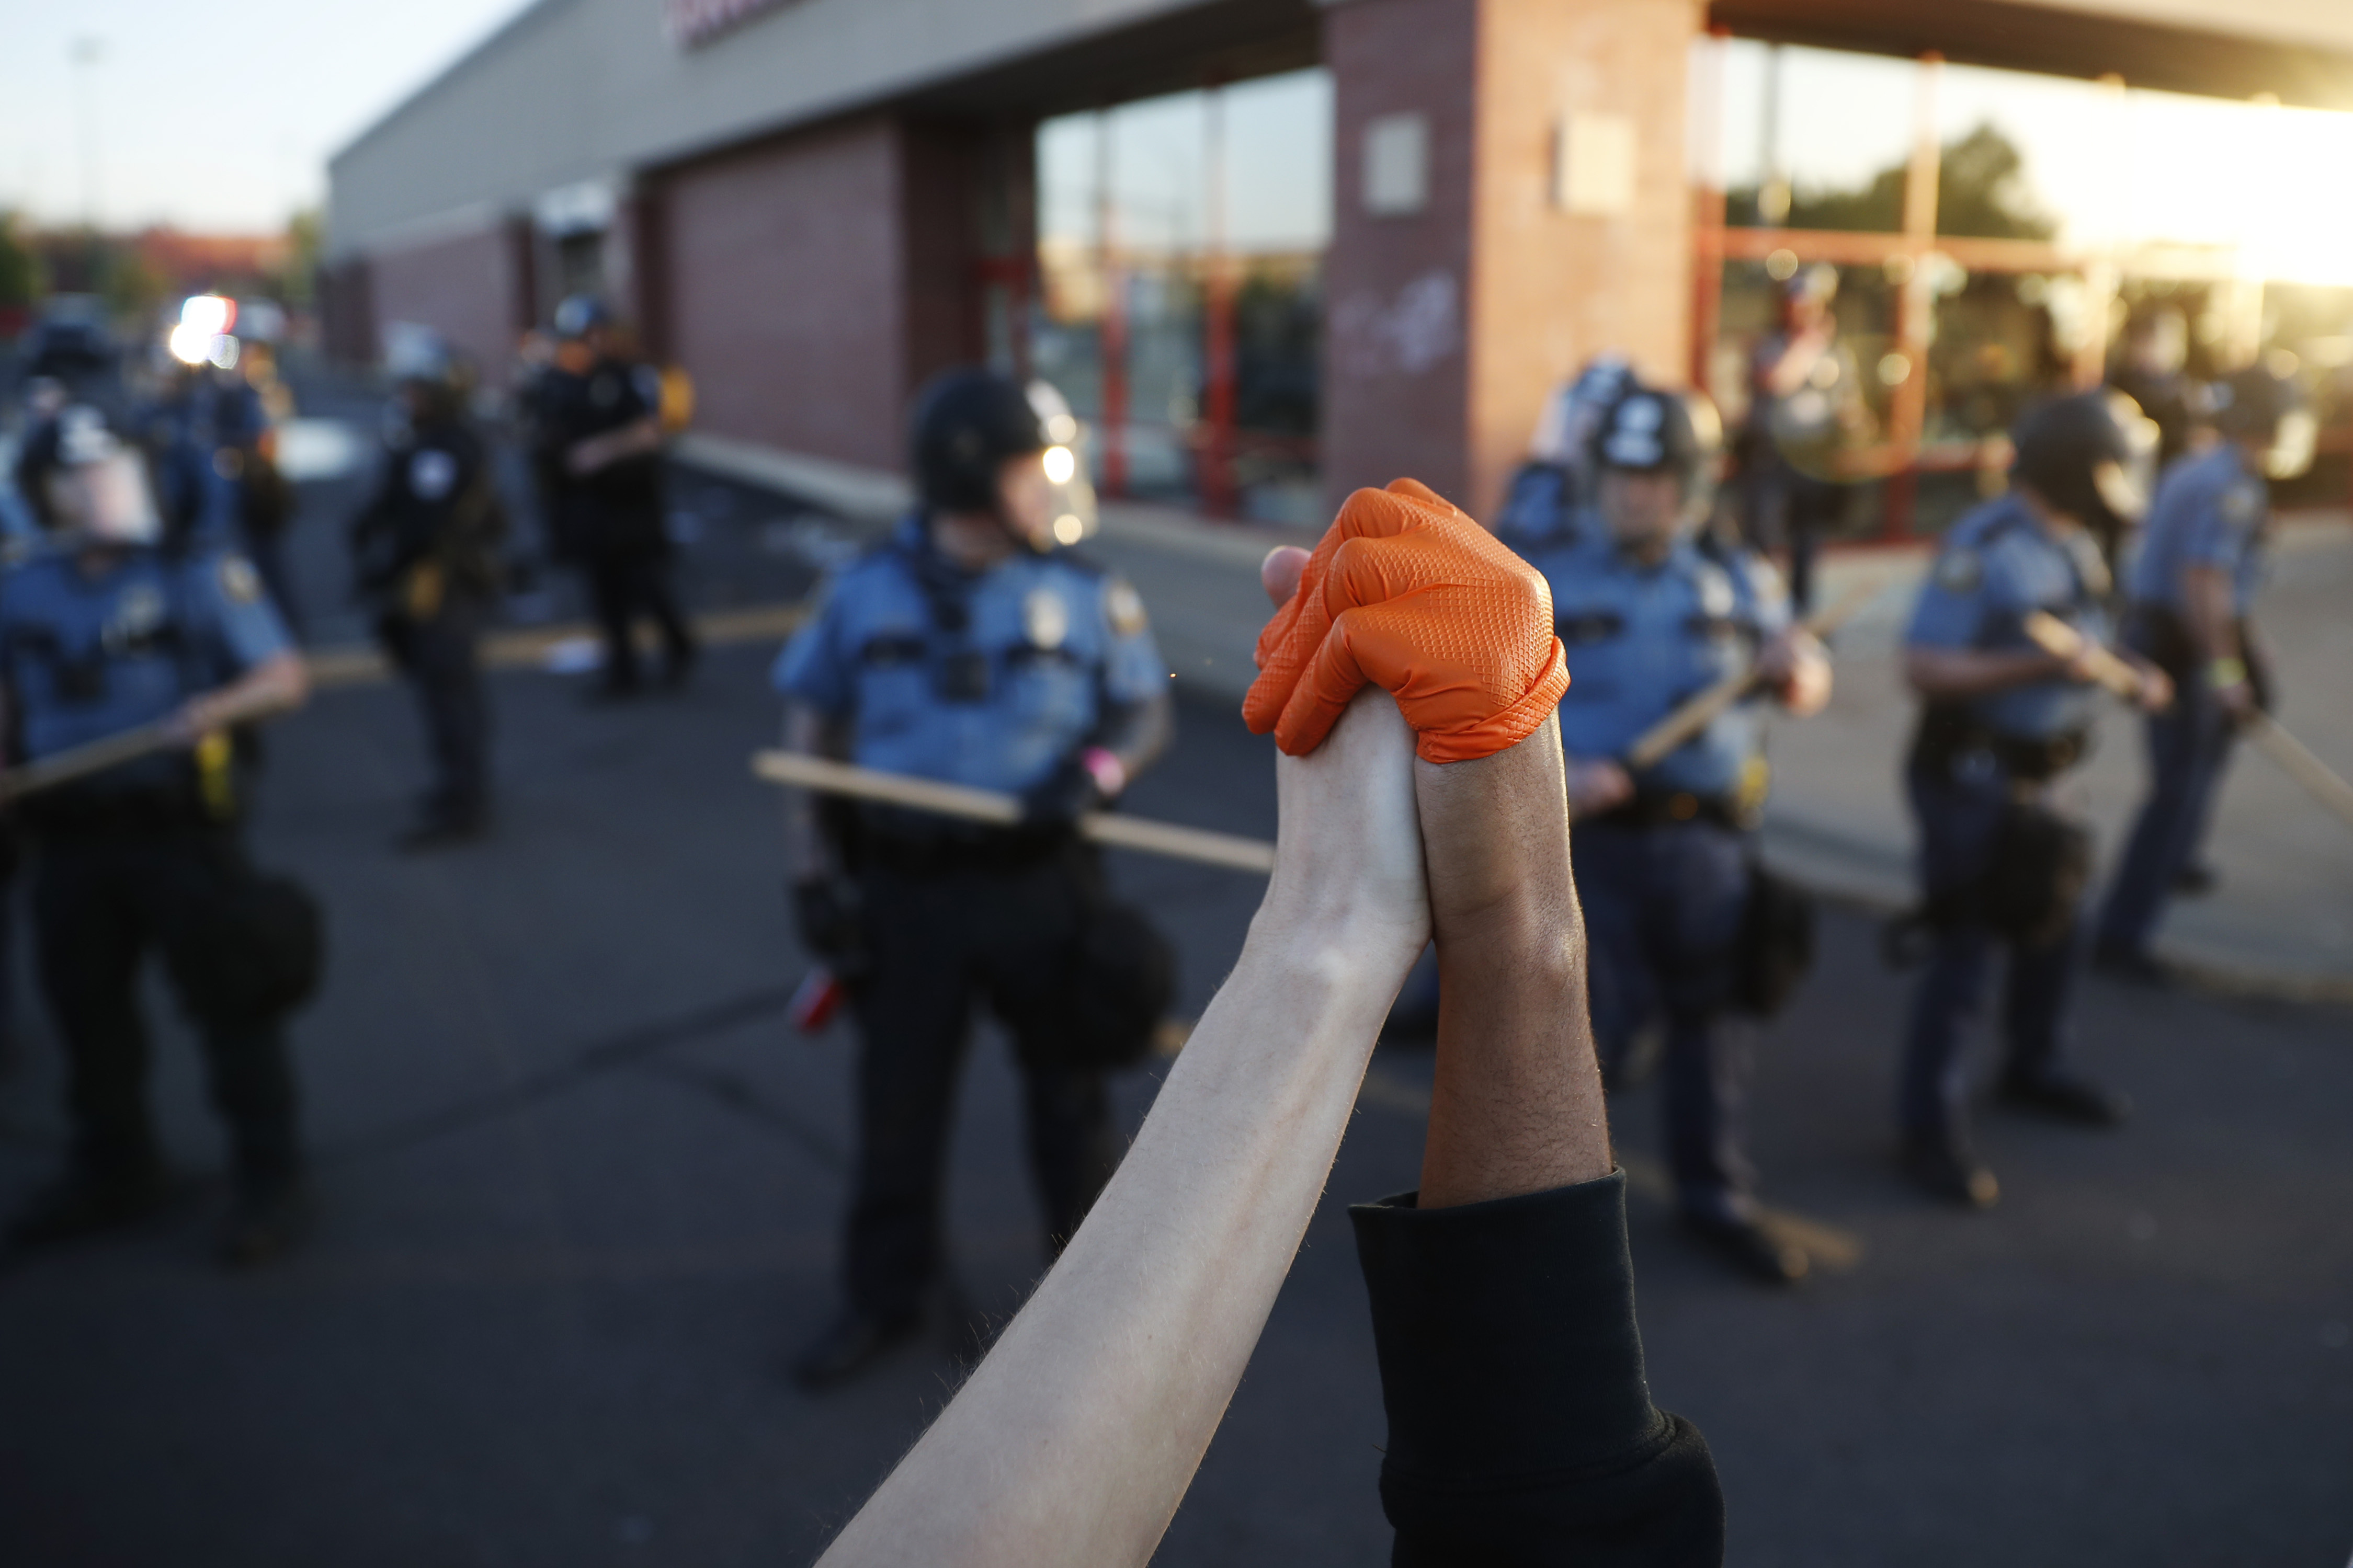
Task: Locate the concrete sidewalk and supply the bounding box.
[675,434,2353,997]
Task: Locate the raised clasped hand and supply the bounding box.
[1254,547,1429,973]
[1243,479,1569,764]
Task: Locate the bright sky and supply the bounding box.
[1710,39,2353,287]
[0,0,528,234]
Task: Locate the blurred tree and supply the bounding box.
[99,240,168,324]
[276,208,322,307]
[1725,122,2053,239]
[1934,124,2054,240]
[0,214,44,306]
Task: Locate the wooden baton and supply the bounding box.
[0,723,176,804]
[2018,610,2148,703]
[751,750,1277,874]
[1621,575,1889,771]
[2023,610,2353,833]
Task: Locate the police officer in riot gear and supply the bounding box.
[351,334,506,850]
[1492,352,1634,552]
[1513,383,1833,1283]
[2090,365,2299,977]
[774,368,1173,1386]
[1898,392,2170,1206]
[1,407,314,1265]
[537,295,696,697]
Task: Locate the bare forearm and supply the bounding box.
[820,691,1429,1568]
[1095,690,1174,784]
[1905,645,2063,699]
[821,929,1407,1567]
[780,703,843,880]
[2180,566,2240,663]
[569,417,662,475]
[185,653,309,735]
[1415,716,1612,1208]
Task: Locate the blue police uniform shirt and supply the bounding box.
[0,541,292,791]
[1517,529,1790,798]
[772,518,1168,797]
[1906,495,2108,740]
[2125,443,2268,617]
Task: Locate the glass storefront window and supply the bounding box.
[1700,36,2353,535]
[1034,68,1332,523]
[1713,42,1917,232]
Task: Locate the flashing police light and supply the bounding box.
[169,295,240,368]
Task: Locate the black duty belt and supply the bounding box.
[861,826,1074,877]
[1909,703,2088,784]
[23,784,218,840]
[1577,789,1747,832]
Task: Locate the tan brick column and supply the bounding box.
[1322,0,1700,520]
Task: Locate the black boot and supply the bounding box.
[792,1310,921,1391]
[2089,944,2170,987]
[219,1174,312,1269]
[1900,1136,1999,1209]
[1996,1069,2130,1127]
[1678,1209,1808,1284]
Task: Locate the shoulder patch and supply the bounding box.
[218,555,263,605]
[1934,550,1983,593]
[2220,483,2261,527]
[1105,577,1149,638]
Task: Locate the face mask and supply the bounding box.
[52,451,164,547]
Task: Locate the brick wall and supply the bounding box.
[370,225,524,385]
[1468,0,1697,519]
[1321,0,1480,512]
[1322,0,1698,520]
[660,117,913,472]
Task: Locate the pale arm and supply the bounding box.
[2180,562,2255,716]
[779,699,850,882]
[163,651,309,744]
[815,691,1429,1568]
[566,416,663,476]
[1905,643,2078,699]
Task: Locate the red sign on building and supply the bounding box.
[662,0,802,49]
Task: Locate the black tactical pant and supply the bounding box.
[586,546,694,690]
[32,830,300,1188]
[843,848,1119,1323]
[382,596,491,825]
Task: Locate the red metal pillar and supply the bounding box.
[1096,110,1129,497]
[1201,84,1238,515]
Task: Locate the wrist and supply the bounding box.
[1246,889,1426,995]
[1078,745,1128,799]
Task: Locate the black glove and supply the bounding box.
[792,876,860,962]
[1019,756,1109,830]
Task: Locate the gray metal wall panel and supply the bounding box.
[328,0,1215,256]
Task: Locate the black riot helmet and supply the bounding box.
[2010,391,2147,532]
[911,368,1047,515]
[13,403,164,544]
[2209,364,2294,441]
[552,294,615,341]
[1590,383,1723,506]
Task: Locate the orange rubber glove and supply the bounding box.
[1244,478,1569,763]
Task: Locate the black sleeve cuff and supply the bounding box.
[1351,1171,1724,1565]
